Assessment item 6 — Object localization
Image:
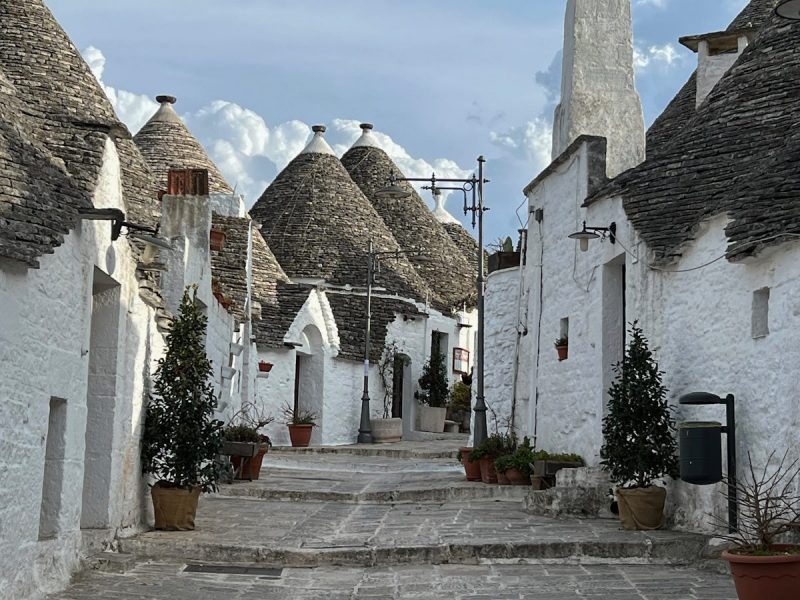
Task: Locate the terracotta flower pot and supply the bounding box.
[258,361,273,373]
[616,486,666,530]
[150,483,200,531]
[723,545,800,600]
[460,447,482,481]
[231,446,269,480]
[496,470,510,485]
[210,229,226,251]
[479,457,498,484]
[288,424,313,447]
[505,467,531,486]
[555,344,568,361]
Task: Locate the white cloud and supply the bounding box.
[489,118,553,174]
[82,46,471,212]
[633,43,682,72]
[636,0,668,7]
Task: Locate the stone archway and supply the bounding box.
[294,324,325,445]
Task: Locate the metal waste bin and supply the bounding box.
[679,421,722,485]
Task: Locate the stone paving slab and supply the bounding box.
[48,560,736,599]
[271,437,468,460]
[120,496,711,567]
[218,465,529,504]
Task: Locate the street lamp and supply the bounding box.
[357,241,423,444]
[567,222,616,252]
[376,156,490,446]
[777,0,800,20]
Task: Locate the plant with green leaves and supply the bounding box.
[449,381,472,413]
[417,348,449,408]
[281,402,317,426]
[141,286,224,493]
[469,431,517,463]
[600,322,678,489]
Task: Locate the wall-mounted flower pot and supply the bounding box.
[287,424,313,447]
[229,342,244,356]
[221,366,237,381]
[555,344,568,361]
[210,229,226,251]
[258,361,273,373]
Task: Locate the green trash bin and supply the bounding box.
[679,421,722,485]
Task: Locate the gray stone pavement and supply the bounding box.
[52,441,736,598]
[50,561,736,599]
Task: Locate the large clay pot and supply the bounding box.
[616,486,666,530]
[288,424,313,447]
[556,344,568,361]
[505,467,531,486]
[496,470,510,485]
[371,418,402,443]
[460,448,482,481]
[723,545,800,600]
[231,445,269,480]
[418,406,446,433]
[479,457,498,484]
[150,483,200,531]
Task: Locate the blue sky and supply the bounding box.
[47,0,749,242]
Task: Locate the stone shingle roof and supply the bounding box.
[327,293,422,362]
[587,4,800,263]
[256,282,312,349]
[210,215,251,322]
[443,222,485,277]
[728,0,778,30]
[134,96,233,195]
[645,72,697,159]
[250,127,434,304]
[0,0,161,271]
[341,125,477,312]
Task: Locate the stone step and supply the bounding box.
[217,479,529,504]
[120,534,712,569]
[270,444,463,460]
[261,454,461,474]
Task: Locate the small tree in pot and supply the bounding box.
[141,286,224,531]
[600,322,677,530]
[416,349,449,433]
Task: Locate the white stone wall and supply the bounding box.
[484,267,522,435]
[696,36,749,107]
[0,139,162,600]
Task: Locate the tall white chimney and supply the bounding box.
[552,0,645,177]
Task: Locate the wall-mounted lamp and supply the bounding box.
[79,208,172,269]
[568,221,617,252]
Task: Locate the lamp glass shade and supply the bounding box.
[375,184,412,199]
[777,0,800,19]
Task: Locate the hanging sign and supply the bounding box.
[452,348,470,375]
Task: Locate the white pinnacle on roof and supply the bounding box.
[432,189,460,225]
[351,123,383,149]
[300,125,336,156]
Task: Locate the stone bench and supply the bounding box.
[443,420,459,433]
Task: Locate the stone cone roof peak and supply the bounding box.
[351,122,382,150]
[134,95,234,194]
[300,124,336,156]
[432,189,460,225]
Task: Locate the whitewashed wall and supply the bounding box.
[0,139,162,600]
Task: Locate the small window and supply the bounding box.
[560,317,570,341]
[39,397,68,540]
[752,288,770,339]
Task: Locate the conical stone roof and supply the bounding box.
[341,124,476,311]
[0,0,160,263]
[134,95,234,194]
[250,126,435,304]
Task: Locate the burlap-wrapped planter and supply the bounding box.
[151,484,201,531]
[616,486,666,530]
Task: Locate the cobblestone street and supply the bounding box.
[48,442,736,599]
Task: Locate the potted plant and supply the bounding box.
[554,336,568,361]
[448,381,472,433]
[416,349,449,433]
[210,228,226,251]
[141,286,224,531]
[258,360,273,373]
[282,402,317,447]
[487,236,521,274]
[718,450,800,600]
[495,438,539,486]
[600,322,678,530]
[458,447,482,482]
[469,432,516,484]
[222,401,274,480]
[372,342,407,443]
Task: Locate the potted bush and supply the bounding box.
[416,349,449,433]
[448,381,472,433]
[458,447,482,482]
[718,450,800,600]
[554,336,568,361]
[141,286,224,531]
[600,322,678,530]
[470,432,516,484]
[495,438,540,485]
[282,403,317,447]
[223,401,274,480]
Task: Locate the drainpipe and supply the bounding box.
[509,228,528,432]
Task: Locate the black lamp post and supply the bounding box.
[376,156,490,446]
[357,241,423,444]
[777,0,800,19]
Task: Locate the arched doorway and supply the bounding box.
[294,324,324,445]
